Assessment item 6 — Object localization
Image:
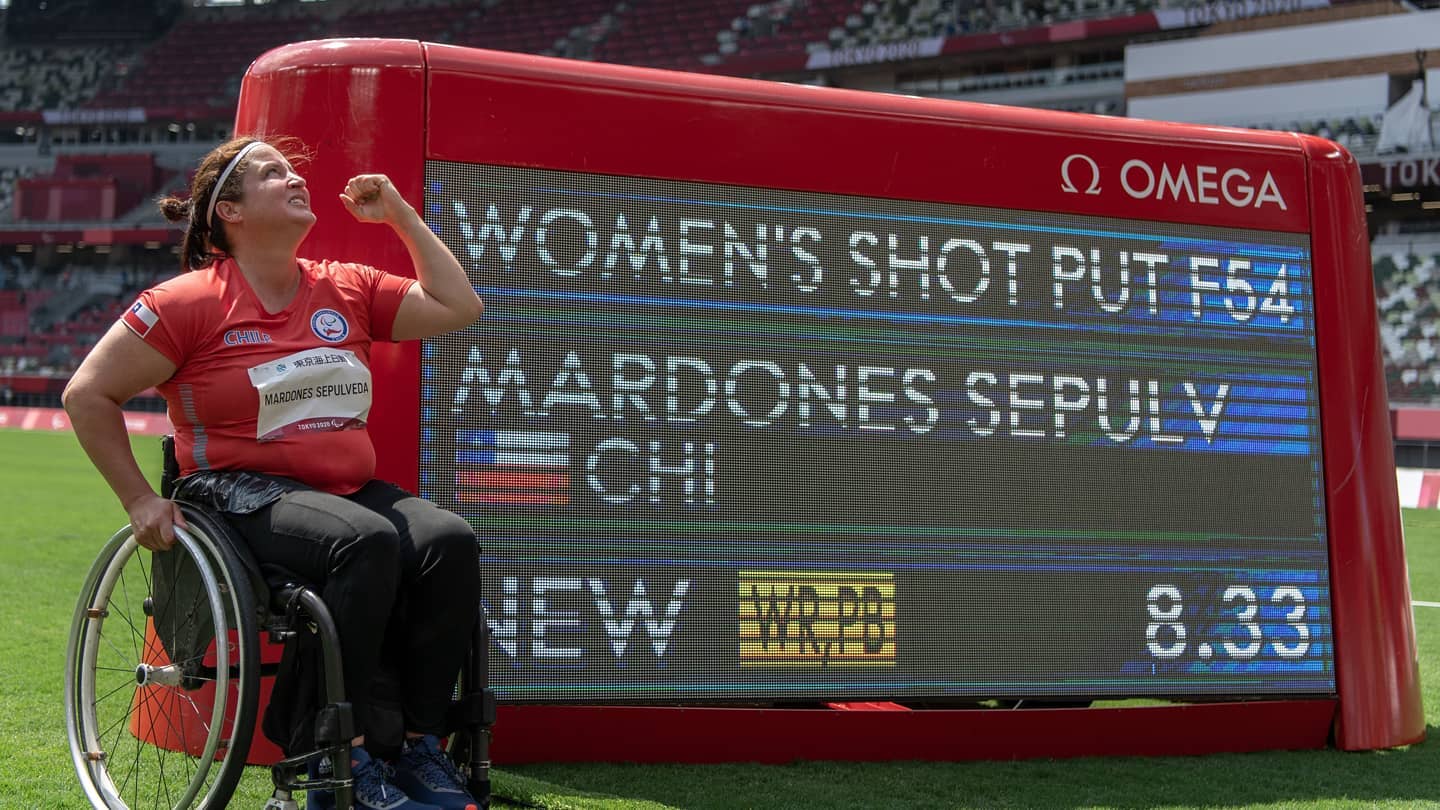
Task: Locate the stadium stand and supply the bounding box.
[0,44,132,112]
[0,255,172,380]
[819,0,1157,50]
[450,0,616,59]
[1370,234,1440,403]
[2,0,179,42]
[329,2,470,43]
[0,166,34,219]
[716,0,860,65]
[12,153,172,222]
[83,13,322,113]
[895,58,1125,115]
[1244,114,1383,157]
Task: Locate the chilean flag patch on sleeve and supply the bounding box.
[122,300,159,339]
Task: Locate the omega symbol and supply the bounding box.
[1060,153,1102,195]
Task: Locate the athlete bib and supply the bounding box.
[247,347,372,442]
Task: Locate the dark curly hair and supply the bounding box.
[156,135,308,271]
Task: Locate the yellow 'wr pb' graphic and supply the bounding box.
[738,571,896,667]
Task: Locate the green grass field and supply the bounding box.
[5,426,1440,809]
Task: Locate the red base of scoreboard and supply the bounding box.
[227,699,1336,766]
[489,700,1337,763]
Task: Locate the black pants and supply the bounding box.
[226,480,480,737]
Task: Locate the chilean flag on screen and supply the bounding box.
[122,300,159,339]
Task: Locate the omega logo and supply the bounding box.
[1061,154,1287,210]
[1060,154,1102,195]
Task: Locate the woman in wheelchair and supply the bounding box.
[64,136,486,810]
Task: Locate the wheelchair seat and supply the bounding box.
[64,436,494,810]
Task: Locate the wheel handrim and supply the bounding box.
[65,527,238,809]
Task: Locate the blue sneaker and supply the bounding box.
[391,735,478,810]
[337,747,443,810]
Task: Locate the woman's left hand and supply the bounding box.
[339,174,411,225]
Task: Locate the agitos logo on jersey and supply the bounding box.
[310,308,350,343]
[121,300,159,339]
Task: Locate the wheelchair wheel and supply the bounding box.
[65,521,259,809]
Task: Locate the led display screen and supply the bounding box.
[420,161,1332,703]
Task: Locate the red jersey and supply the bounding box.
[123,257,414,494]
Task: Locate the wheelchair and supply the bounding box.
[64,437,495,809]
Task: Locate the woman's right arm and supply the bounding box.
[62,321,184,551]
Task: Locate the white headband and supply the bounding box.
[205,140,265,229]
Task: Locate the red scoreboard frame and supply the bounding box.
[233,38,1422,762]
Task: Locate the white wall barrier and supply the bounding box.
[0,405,170,436]
[1396,467,1440,509]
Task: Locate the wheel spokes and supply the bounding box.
[71,531,251,810]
